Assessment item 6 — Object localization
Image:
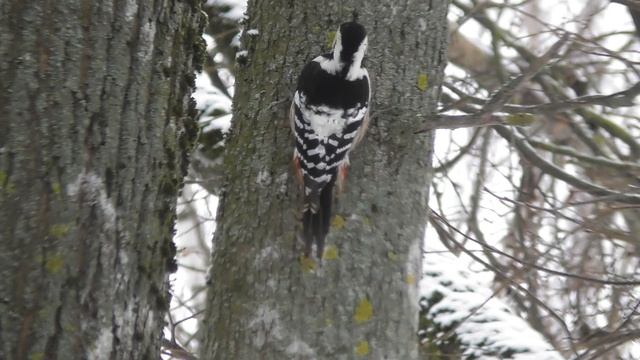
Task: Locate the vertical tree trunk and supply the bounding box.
[0,1,204,359]
[202,1,449,358]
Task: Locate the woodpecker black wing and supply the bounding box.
[291,28,370,258]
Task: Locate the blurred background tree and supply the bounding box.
[0,1,205,359]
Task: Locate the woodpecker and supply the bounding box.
[291,19,370,258]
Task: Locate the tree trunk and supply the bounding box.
[201,1,449,359]
[0,1,204,359]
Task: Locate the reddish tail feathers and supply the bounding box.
[337,162,349,194]
[293,154,304,184]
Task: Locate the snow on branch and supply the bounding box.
[419,253,565,360]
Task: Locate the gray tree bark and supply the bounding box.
[0,1,204,359]
[201,1,449,359]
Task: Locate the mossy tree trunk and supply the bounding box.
[0,1,204,359]
[202,1,449,359]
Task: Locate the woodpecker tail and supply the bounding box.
[302,181,334,258]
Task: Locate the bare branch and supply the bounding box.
[419,34,569,132]
[429,210,579,356]
[161,338,199,360]
[575,108,640,156]
[416,112,535,132]
[494,125,640,204]
[430,210,640,286]
[500,82,640,113]
[527,138,640,170]
[610,0,640,12]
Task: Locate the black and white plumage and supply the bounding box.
[291,20,370,258]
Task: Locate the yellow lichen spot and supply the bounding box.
[62,322,78,333]
[30,352,45,360]
[230,302,243,316]
[0,171,16,194]
[299,256,316,273]
[324,318,333,327]
[387,251,398,261]
[593,133,606,146]
[505,113,535,126]
[417,73,429,91]
[353,298,373,324]
[45,255,64,274]
[331,215,346,230]
[49,223,71,238]
[326,31,337,48]
[405,274,416,285]
[51,182,61,195]
[323,245,339,260]
[355,340,370,356]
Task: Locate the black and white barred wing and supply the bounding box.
[290,92,369,189]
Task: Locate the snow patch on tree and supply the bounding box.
[248,305,317,356]
[256,169,271,186]
[276,172,289,194]
[123,0,138,22]
[235,50,249,61]
[87,328,114,360]
[255,245,280,266]
[67,171,117,231]
[405,239,422,308]
[420,253,564,360]
[138,21,157,62]
[206,0,247,21]
[285,339,315,357]
[249,305,284,348]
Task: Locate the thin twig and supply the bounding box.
[430,210,640,286]
[494,126,640,204]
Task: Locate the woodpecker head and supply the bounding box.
[332,21,368,68]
